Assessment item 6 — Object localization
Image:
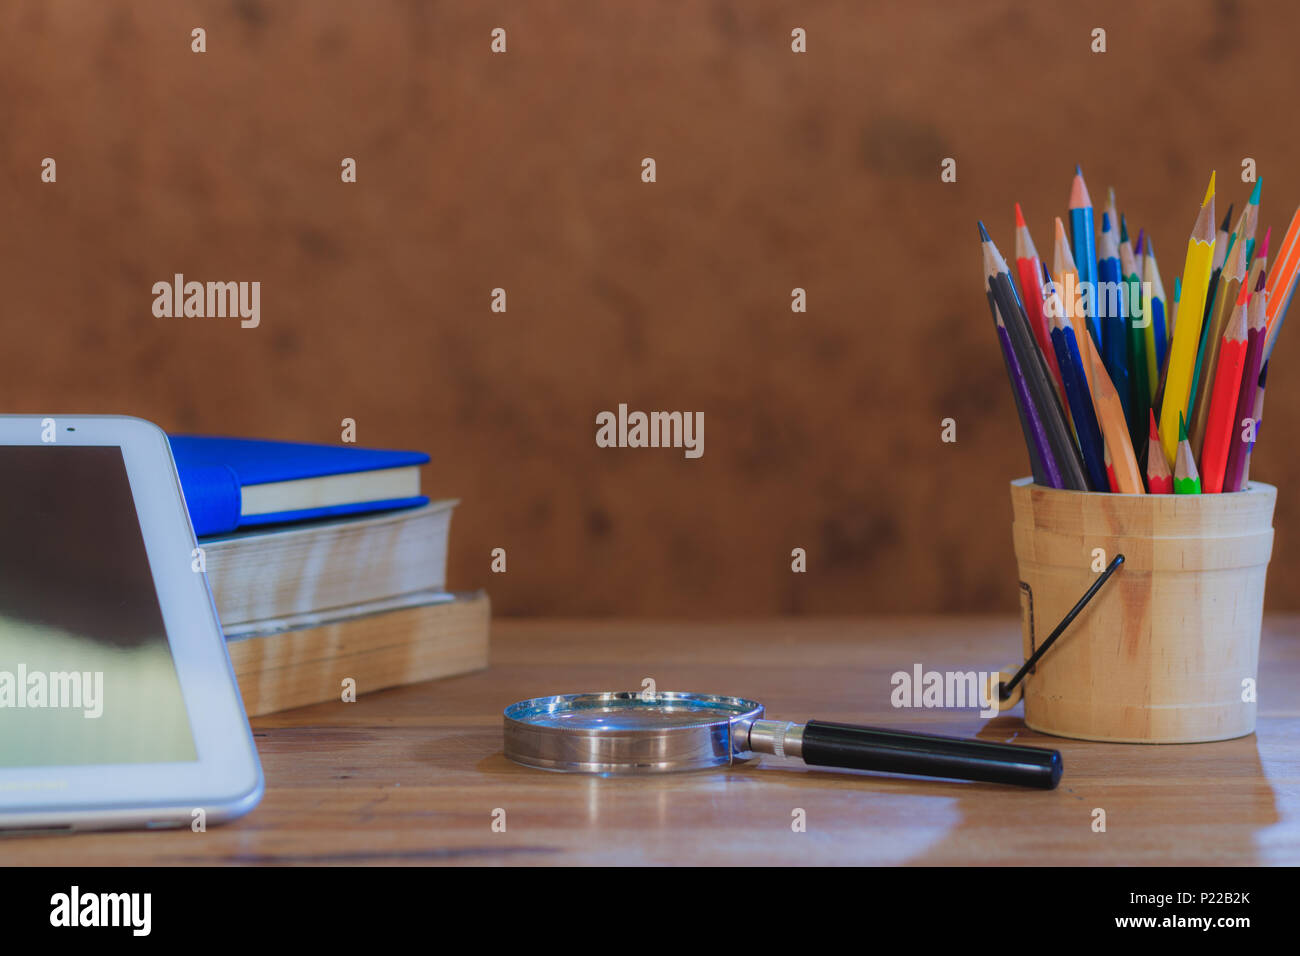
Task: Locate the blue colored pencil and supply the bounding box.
[1097,212,1131,427]
[1069,166,1101,347]
[1042,262,1107,492]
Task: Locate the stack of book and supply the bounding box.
[171,436,488,716]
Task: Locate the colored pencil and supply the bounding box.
[1174,413,1201,494]
[983,222,1086,489]
[1043,261,1108,492]
[1189,219,1246,459]
[993,292,1057,487]
[1014,203,1067,407]
[1223,274,1267,492]
[1053,218,1090,384]
[1085,327,1144,493]
[1266,206,1300,307]
[1142,235,1168,392]
[1098,212,1130,423]
[983,171,1293,495]
[1211,203,1233,274]
[1158,173,1216,466]
[1069,167,1101,346]
[1246,227,1270,306]
[1240,361,1268,486]
[1265,205,1300,361]
[1105,187,1120,245]
[1146,409,1173,493]
[984,230,1050,485]
[999,234,1091,489]
[1121,227,1149,454]
[1152,276,1182,417]
[1243,179,1262,264]
[1168,275,1182,343]
[1198,285,1249,494]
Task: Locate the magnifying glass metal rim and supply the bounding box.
[504,691,765,775]
[504,690,1064,789]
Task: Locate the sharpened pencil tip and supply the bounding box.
[1220,204,1234,232]
[1179,412,1189,442]
[1256,269,1267,292]
[1135,228,1145,255]
[1259,226,1271,261]
[1101,211,1111,232]
[1075,164,1083,176]
[978,221,991,242]
[1120,213,1130,244]
[1249,178,1263,204]
[1174,275,1182,299]
[1069,168,1093,209]
[1014,202,1026,228]
[1203,171,1216,206]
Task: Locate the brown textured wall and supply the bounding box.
[3,0,1299,616]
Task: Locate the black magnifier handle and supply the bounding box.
[745,719,1062,790]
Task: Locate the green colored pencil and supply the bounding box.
[1121,216,1150,455]
[1174,413,1201,494]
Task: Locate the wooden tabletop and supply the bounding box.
[6,616,1299,865]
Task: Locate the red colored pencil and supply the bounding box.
[1014,203,1067,408]
[1146,409,1173,493]
[1199,285,1249,493]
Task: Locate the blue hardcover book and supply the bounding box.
[168,435,430,537]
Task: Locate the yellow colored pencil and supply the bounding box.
[1159,172,1217,466]
[1189,222,1246,460]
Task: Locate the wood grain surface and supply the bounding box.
[4,615,1297,865]
[6,1,1300,616]
[1011,479,1274,742]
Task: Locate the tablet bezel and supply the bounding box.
[0,415,263,828]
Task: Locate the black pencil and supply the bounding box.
[981,223,1091,490]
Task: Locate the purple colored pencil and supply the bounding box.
[1223,276,1268,491]
[995,306,1064,488]
[1239,361,1268,485]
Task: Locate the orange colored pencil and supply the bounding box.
[1053,218,1092,390]
[1199,286,1249,494]
[1265,205,1300,358]
[1085,333,1144,493]
[1146,409,1173,493]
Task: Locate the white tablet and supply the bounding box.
[0,415,263,830]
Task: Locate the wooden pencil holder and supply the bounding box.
[1006,477,1276,743]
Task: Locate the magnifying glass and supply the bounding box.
[504,692,1062,789]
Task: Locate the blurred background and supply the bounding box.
[3,0,1298,616]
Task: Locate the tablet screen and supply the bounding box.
[0,446,197,768]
